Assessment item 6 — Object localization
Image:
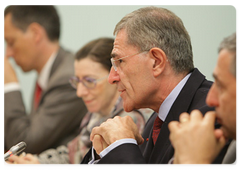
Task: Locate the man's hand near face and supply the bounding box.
[90,116,144,155]
[168,110,226,164]
[4,57,18,84]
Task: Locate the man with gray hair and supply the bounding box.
[169,33,236,164]
[82,6,228,164]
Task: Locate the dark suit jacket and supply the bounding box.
[82,68,228,164]
[4,47,88,154]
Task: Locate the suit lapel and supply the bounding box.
[34,47,65,111]
[138,112,156,161]
[142,124,154,162]
[147,68,206,163]
[49,47,65,78]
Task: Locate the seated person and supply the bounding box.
[6,37,152,164]
[4,5,87,154]
[168,33,236,164]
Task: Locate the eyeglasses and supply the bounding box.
[111,51,148,71]
[69,75,108,89]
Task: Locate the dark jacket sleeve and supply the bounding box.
[4,85,87,154]
[81,144,146,164]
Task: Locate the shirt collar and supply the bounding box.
[158,72,192,121]
[37,51,57,90]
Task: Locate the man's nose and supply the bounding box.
[108,67,120,84]
[206,84,219,108]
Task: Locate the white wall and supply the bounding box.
[10,5,236,112]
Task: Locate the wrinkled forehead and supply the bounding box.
[112,30,139,59]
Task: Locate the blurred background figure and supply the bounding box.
[4,5,87,153]
[7,37,152,164]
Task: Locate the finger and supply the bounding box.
[8,155,25,164]
[102,136,108,149]
[91,126,111,145]
[22,153,40,164]
[168,121,180,132]
[179,112,190,123]
[90,126,101,141]
[112,115,121,121]
[93,134,109,155]
[190,109,203,122]
[214,129,224,140]
[135,134,144,145]
[124,116,144,145]
[93,135,104,155]
[7,155,19,162]
[24,154,35,161]
[202,111,216,128]
[19,152,26,158]
[216,135,227,151]
[90,118,113,141]
[173,152,180,164]
[168,121,181,144]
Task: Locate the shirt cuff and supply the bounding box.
[88,147,100,164]
[168,157,174,164]
[99,138,137,158]
[88,138,137,164]
[4,82,20,93]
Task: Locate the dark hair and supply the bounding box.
[114,6,194,74]
[75,38,114,71]
[4,5,60,41]
[218,33,236,77]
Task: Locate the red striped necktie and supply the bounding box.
[34,83,42,109]
[152,116,163,145]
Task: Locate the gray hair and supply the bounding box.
[218,33,236,77]
[114,6,194,74]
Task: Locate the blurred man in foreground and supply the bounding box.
[169,33,236,164]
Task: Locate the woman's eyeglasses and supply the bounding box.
[69,75,108,89]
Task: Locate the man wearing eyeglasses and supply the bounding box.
[4,6,87,154]
[82,6,229,164]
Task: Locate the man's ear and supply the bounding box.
[149,47,168,77]
[27,22,44,43]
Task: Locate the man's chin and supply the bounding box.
[123,103,135,113]
[123,107,134,113]
[21,67,33,72]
